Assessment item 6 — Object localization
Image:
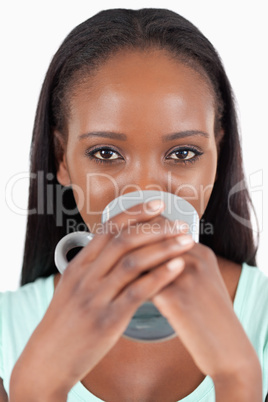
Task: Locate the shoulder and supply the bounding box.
[237,263,268,307]
[1,275,54,304]
[234,263,268,347]
[234,262,268,315]
[0,276,55,395]
[218,258,268,350]
[218,257,268,306]
[0,275,54,336]
[237,265,268,398]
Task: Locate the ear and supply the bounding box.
[57,153,71,186]
[216,129,224,153]
[54,130,71,186]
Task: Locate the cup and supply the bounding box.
[54,190,199,342]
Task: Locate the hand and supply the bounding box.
[152,243,262,400]
[10,200,194,400]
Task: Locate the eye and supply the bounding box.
[93,148,119,160]
[86,147,122,163]
[166,147,203,163]
[169,149,195,160]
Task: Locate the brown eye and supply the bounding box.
[169,149,196,160]
[86,146,123,164]
[93,148,120,160]
[166,146,203,164]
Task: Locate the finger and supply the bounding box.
[64,199,166,272]
[113,255,186,320]
[152,245,230,312]
[77,217,190,280]
[99,234,194,301]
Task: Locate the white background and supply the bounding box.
[0,0,267,291]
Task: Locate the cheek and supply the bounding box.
[173,155,217,218]
[175,184,213,218]
[71,170,122,231]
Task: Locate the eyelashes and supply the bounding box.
[85,146,123,164]
[88,147,121,162]
[166,148,203,164]
[85,145,203,165]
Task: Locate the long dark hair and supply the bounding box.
[21,8,258,285]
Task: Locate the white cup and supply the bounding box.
[54,190,199,342]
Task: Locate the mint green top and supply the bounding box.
[1,263,268,401]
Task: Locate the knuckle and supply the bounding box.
[66,284,97,314]
[125,285,143,304]
[94,306,115,331]
[121,254,137,271]
[77,292,95,311]
[112,231,131,248]
[72,275,102,304]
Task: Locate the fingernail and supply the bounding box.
[167,257,184,271]
[175,235,194,246]
[146,199,165,212]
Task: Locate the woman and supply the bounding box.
[0,8,267,401]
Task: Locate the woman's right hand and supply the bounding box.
[10,200,194,401]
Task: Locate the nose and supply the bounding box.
[121,165,172,196]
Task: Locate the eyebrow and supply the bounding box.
[162,130,209,142]
[79,131,127,141]
[79,130,209,142]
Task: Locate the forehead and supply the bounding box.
[68,49,215,135]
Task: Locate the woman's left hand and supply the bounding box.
[151,239,262,399]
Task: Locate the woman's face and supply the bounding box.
[57,49,218,233]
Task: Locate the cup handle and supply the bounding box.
[54,231,94,274]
